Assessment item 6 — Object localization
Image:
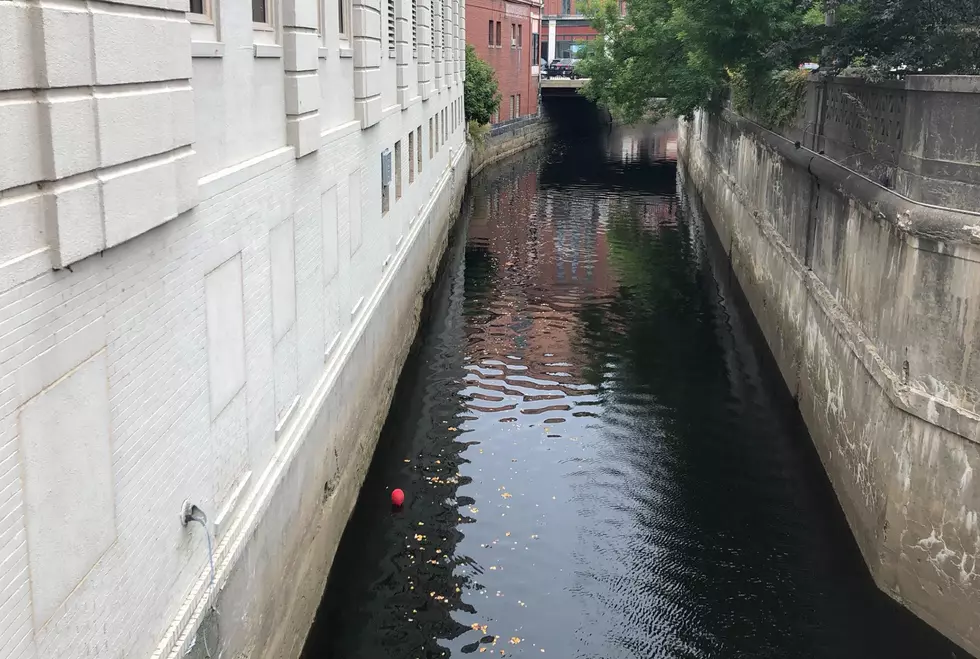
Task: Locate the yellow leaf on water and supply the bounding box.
[471,623,481,631]
[501,492,512,499]
[510,637,521,645]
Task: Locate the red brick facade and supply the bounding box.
[467,0,541,123]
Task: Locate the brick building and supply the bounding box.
[540,0,625,62]
[468,0,542,122]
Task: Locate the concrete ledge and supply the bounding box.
[253,43,283,58]
[191,41,225,58]
[721,110,980,246]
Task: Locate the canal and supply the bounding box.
[301,121,963,658]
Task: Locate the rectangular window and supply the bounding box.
[495,22,501,48]
[252,0,268,23]
[408,132,415,184]
[518,24,522,48]
[394,140,402,200]
[511,23,516,48]
[417,126,423,172]
[189,0,208,15]
[388,0,396,51]
[338,0,351,38]
[516,94,521,117]
[429,118,434,159]
[532,32,539,60]
[435,114,440,152]
[488,20,494,45]
[561,0,570,14]
[443,109,448,141]
[509,95,515,119]
[382,150,392,215]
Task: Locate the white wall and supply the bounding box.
[0,0,467,654]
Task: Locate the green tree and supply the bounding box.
[821,0,980,76]
[578,0,808,123]
[578,0,980,124]
[464,45,501,125]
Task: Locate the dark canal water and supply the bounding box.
[301,120,963,659]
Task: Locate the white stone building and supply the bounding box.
[0,0,468,653]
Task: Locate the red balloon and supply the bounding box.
[391,488,405,506]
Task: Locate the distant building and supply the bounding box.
[468,0,542,123]
[541,0,625,62]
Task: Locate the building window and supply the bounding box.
[435,114,440,151]
[388,0,396,52]
[488,20,494,46]
[533,32,539,60]
[429,118,434,159]
[518,24,522,48]
[511,23,516,48]
[189,0,209,16]
[408,131,415,184]
[516,94,521,117]
[417,126,423,171]
[509,95,515,119]
[495,21,501,48]
[443,108,448,141]
[253,0,270,25]
[394,140,402,200]
[382,154,391,215]
[561,0,570,14]
[339,0,351,38]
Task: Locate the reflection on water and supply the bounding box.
[301,121,962,658]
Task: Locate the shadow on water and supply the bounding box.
[300,120,964,659]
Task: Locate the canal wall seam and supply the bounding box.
[167,144,472,659]
[469,117,553,177]
[680,110,980,657]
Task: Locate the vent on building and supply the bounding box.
[412,0,418,54]
[388,0,396,51]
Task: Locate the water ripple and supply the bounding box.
[301,123,963,659]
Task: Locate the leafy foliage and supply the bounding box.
[467,119,492,149]
[578,0,980,123]
[730,69,809,129]
[578,0,809,123]
[821,0,980,76]
[464,45,501,125]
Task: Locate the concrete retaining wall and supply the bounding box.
[469,116,553,175]
[680,110,980,656]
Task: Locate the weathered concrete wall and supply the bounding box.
[776,75,980,210]
[469,115,553,175]
[680,110,980,657]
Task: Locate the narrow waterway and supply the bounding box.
[301,121,962,659]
